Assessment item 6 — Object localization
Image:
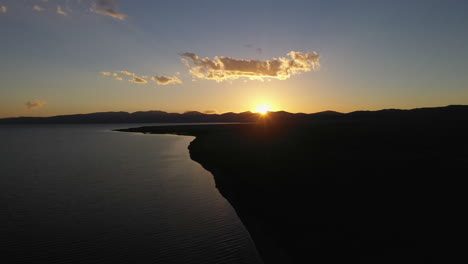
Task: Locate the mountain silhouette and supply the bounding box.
[1,105,466,124]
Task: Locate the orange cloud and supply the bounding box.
[25,100,47,110]
[92,0,127,20]
[129,76,147,84]
[118,70,134,76]
[179,51,320,82]
[1,6,7,13]
[101,70,181,85]
[152,75,182,85]
[57,6,67,16]
[33,5,45,12]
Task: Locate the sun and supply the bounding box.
[255,104,273,115]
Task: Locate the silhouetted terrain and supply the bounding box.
[0,111,261,124]
[2,105,468,124]
[117,105,468,264]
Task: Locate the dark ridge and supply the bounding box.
[116,105,468,264]
[2,105,467,124]
[182,111,204,115]
[312,110,344,116]
[0,111,261,124]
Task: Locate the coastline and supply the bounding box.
[117,124,288,262]
[116,107,468,263]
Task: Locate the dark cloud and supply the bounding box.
[152,75,182,85]
[244,44,263,55]
[179,51,320,82]
[25,100,47,110]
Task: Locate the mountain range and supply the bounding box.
[0,105,467,124]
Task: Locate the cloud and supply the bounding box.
[118,70,134,76]
[25,101,47,110]
[203,110,217,114]
[152,75,182,85]
[57,6,67,16]
[1,6,6,13]
[91,0,127,20]
[33,5,45,12]
[244,44,263,55]
[100,70,181,85]
[179,51,320,82]
[129,76,147,84]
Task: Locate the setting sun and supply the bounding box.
[255,104,273,114]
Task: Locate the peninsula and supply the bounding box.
[117,105,468,264]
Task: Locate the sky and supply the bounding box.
[1,0,467,117]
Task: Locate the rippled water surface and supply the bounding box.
[0,124,262,263]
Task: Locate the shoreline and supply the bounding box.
[116,124,290,263]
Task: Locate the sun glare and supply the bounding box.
[255,104,273,115]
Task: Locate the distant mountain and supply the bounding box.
[0,105,467,124]
[0,110,261,124]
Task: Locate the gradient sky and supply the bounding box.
[1,0,467,117]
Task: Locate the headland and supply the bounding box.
[116,105,468,264]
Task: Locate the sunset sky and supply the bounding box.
[1,0,467,117]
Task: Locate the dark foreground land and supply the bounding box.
[117,106,468,264]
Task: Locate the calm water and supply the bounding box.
[0,124,262,264]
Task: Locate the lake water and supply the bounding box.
[0,124,262,263]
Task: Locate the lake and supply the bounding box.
[0,124,262,263]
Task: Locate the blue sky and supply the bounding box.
[1,0,467,117]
